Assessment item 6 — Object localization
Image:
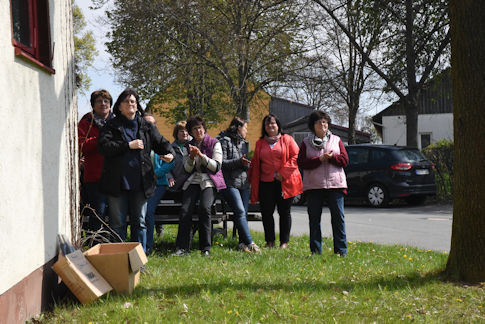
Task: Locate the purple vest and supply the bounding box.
[186,134,226,191]
[302,134,347,191]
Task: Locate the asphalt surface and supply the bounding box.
[237,202,453,252]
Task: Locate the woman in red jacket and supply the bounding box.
[78,90,113,243]
[249,114,302,248]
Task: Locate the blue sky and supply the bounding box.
[76,0,124,119]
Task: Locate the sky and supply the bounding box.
[76,0,124,119]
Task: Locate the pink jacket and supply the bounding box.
[297,134,348,192]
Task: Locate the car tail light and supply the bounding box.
[391,162,412,171]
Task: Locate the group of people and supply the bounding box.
[79,88,349,258]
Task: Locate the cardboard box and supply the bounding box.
[84,242,148,294]
[52,250,113,304]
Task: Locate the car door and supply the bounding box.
[345,147,370,197]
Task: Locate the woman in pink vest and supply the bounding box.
[297,111,349,256]
[249,114,302,249]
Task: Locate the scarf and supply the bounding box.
[311,131,331,150]
[264,134,281,145]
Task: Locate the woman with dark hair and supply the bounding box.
[167,121,191,193]
[218,117,260,253]
[297,110,349,256]
[173,116,226,256]
[249,114,302,249]
[98,89,174,252]
[78,89,113,243]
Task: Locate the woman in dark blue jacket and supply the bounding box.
[98,89,174,252]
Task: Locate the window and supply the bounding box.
[420,133,431,149]
[10,0,54,73]
[371,149,387,162]
[347,148,369,165]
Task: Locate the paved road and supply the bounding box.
[236,203,452,252]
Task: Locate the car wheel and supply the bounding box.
[405,195,426,205]
[367,184,389,207]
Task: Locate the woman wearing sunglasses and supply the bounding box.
[297,110,349,257]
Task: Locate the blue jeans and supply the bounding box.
[145,185,167,254]
[306,189,347,255]
[108,190,148,252]
[221,187,252,245]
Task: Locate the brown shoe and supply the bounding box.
[238,243,250,253]
[265,241,275,248]
[279,243,289,249]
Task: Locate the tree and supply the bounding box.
[313,0,450,148]
[73,4,97,93]
[310,0,384,143]
[445,0,485,283]
[105,0,310,122]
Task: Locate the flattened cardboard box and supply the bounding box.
[52,250,112,304]
[84,242,148,294]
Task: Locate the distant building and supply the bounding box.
[270,97,371,145]
[0,1,78,323]
[372,71,453,149]
[152,94,371,151]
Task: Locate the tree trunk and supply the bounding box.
[404,0,418,148]
[404,96,419,148]
[348,96,358,144]
[445,0,485,283]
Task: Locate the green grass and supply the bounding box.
[37,226,484,323]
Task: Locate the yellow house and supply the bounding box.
[152,92,271,151]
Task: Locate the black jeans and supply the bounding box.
[259,181,293,244]
[175,184,215,252]
[82,182,108,244]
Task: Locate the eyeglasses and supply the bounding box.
[122,99,137,105]
[95,99,110,104]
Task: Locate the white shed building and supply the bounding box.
[372,71,453,149]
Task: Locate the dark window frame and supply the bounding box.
[10,0,55,74]
[420,133,431,149]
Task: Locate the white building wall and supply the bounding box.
[382,113,453,149]
[0,0,78,294]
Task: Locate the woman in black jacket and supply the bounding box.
[98,89,174,252]
[218,117,260,253]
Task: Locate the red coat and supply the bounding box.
[78,113,107,183]
[249,134,303,203]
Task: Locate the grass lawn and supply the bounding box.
[37,226,484,323]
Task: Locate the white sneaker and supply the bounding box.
[248,243,261,254]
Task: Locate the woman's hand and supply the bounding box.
[160,153,174,163]
[168,178,175,187]
[129,139,144,150]
[319,150,333,162]
[189,144,202,159]
[275,172,283,181]
[241,155,251,167]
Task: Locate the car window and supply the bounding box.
[371,149,387,162]
[395,149,427,162]
[348,148,369,165]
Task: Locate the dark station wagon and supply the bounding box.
[345,144,437,207]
